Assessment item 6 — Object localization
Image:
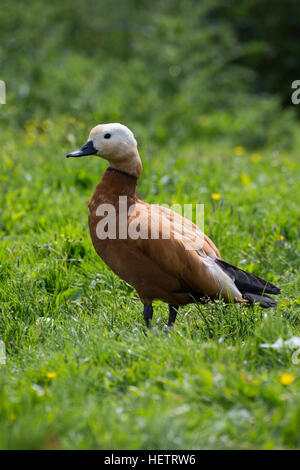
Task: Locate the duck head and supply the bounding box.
[66,123,142,178]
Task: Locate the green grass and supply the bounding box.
[0,117,300,449]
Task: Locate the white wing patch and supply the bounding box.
[199,252,242,299]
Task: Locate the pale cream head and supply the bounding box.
[67,123,142,178]
[89,123,142,177]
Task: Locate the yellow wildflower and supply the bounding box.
[25,133,36,146]
[211,193,221,201]
[9,412,16,421]
[46,372,57,379]
[234,146,245,156]
[251,153,261,163]
[279,373,295,385]
[278,235,285,241]
[3,155,13,170]
[24,120,36,131]
[240,173,251,186]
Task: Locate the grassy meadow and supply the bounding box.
[1,0,300,450]
[0,117,299,449]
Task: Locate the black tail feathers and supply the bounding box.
[215,259,280,308]
[242,292,278,308]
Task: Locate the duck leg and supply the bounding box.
[143,304,153,328]
[168,305,178,327]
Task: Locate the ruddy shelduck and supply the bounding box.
[67,123,280,327]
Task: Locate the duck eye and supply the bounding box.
[104,133,111,139]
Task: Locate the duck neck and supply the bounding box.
[108,148,142,179]
[89,167,138,211]
[105,167,138,199]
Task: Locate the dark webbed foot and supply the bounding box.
[143,304,153,328]
[168,305,178,327]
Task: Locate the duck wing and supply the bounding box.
[127,202,241,302]
[149,203,221,259]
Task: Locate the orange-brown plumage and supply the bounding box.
[67,123,280,327]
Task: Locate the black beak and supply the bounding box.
[66,140,97,158]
